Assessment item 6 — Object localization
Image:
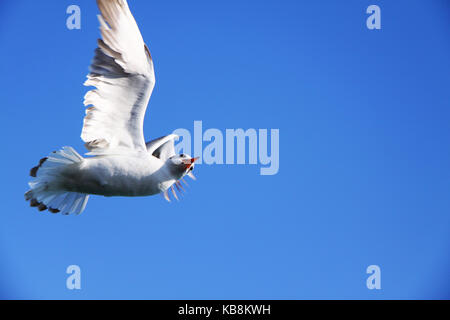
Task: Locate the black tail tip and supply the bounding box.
[30,198,39,207]
[26,196,60,214]
[29,157,48,177]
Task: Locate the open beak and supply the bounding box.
[182,157,199,170]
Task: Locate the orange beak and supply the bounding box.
[182,157,199,169]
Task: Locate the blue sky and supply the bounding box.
[0,0,449,299]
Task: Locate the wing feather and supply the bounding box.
[146,134,178,161]
[82,0,155,154]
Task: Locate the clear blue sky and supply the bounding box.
[0,0,449,299]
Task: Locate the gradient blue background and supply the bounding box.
[0,0,449,299]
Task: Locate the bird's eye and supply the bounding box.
[189,166,194,171]
[180,154,185,157]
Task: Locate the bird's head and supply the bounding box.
[168,153,199,180]
[162,153,198,202]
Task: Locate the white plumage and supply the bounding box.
[25,0,197,215]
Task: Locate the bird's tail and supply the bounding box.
[25,146,89,215]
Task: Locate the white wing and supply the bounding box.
[146,134,178,161]
[82,0,155,154]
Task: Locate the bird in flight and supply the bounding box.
[25,0,198,215]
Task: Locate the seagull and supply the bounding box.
[25,0,198,215]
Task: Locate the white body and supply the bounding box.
[64,154,175,197]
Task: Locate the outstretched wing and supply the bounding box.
[146,134,178,161]
[82,0,155,154]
